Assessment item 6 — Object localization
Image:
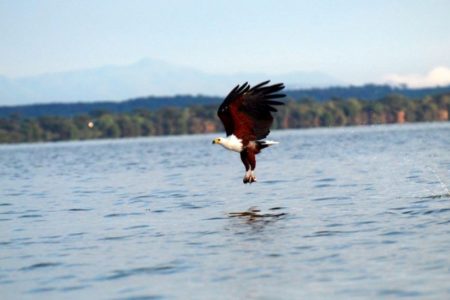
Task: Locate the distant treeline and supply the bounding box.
[0,93,449,143]
[1,84,450,118]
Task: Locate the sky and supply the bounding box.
[1,0,450,86]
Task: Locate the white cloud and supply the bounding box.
[384,66,450,88]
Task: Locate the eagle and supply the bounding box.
[212,80,285,183]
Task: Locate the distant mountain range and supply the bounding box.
[1,84,450,118]
[0,58,342,106]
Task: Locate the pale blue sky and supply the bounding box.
[1,0,450,84]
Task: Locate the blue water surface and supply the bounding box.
[1,123,450,299]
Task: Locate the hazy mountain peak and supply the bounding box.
[0,58,341,105]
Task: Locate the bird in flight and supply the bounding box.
[212,80,285,183]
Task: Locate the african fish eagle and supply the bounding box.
[212,80,285,183]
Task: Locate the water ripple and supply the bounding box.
[124,225,150,230]
[378,289,423,297]
[312,196,351,202]
[60,285,90,292]
[21,262,62,271]
[67,208,93,212]
[98,263,187,281]
[114,295,163,300]
[104,212,145,218]
[27,287,56,294]
[18,214,43,218]
[99,235,133,241]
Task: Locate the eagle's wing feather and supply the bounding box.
[217,81,285,141]
[217,83,244,136]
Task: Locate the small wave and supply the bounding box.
[129,195,152,204]
[124,225,150,230]
[73,190,96,195]
[314,183,332,188]
[263,179,289,184]
[179,203,203,210]
[308,230,344,237]
[316,177,336,182]
[67,208,93,212]
[21,262,62,271]
[170,193,187,198]
[266,253,282,258]
[60,285,90,292]
[3,192,22,197]
[421,193,450,199]
[294,245,315,251]
[312,196,350,202]
[18,214,43,219]
[98,263,187,281]
[202,216,225,221]
[308,253,340,262]
[114,295,163,300]
[40,235,61,239]
[381,230,414,236]
[27,287,56,294]
[391,206,450,216]
[67,232,86,236]
[378,289,423,297]
[423,208,450,215]
[269,207,285,210]
[353,220,376,226]
[99,235,133,241]
[104,212,144,218]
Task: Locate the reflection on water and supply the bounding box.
[229,207,287,221]
[0,123,449,299]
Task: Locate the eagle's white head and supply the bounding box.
[212,137,223,145]
[212,135,243,152]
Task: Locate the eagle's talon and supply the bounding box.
[246,174,256,183]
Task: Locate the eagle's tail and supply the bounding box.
[256,140,279,150]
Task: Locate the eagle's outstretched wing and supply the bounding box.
[217,80,285,141]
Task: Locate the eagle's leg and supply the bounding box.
[240,151,251,184]
[247,150,257,183]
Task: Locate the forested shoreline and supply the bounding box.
[2,84,450,118]
[0,93,449,144]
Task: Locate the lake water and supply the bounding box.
[1,123,450,299]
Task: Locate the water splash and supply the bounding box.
[427,165,450,196]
